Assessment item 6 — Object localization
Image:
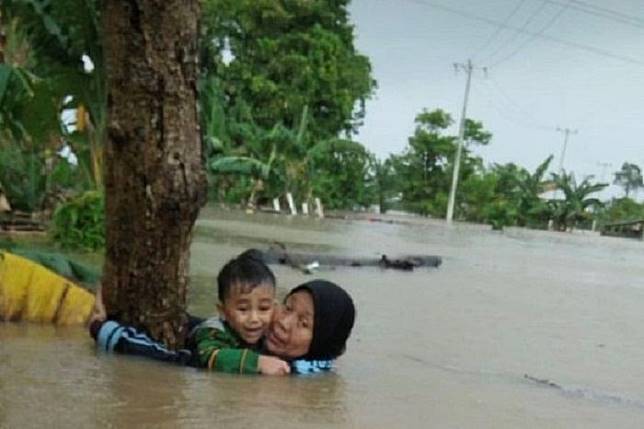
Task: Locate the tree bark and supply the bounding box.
[101,0,207,349]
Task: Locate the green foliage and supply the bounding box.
[0,142,45,211]
[389,108,491,217]
[459,170,499,224]
[549,172,607,231]
[0,14,61,144]
[513,155,553,227]
[0,137,83,212]
[198,0,377,209]
[0,63,36,140]
[596,197,644,225]
[2,0,106,190]
[371,158,397,213]
[51,191,105,250]
[484,200,517,231]
[613,162,643,198]
[200,0,375,140]
[309,139,377,210]
[210,156,272,179]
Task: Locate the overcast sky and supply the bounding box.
[348,0,644,198]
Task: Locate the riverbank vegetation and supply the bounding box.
[0,0,642,251]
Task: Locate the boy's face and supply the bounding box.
[218,281,275,345]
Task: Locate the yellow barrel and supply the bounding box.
[0,251,95,325]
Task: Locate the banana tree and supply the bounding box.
[2,0,106,191]
[207,103,309,207]
[207,115,284,207]
[209,150,276,207]
[0,63,36,140]
[515,155,554,227]
[0,13,64,212]
[549,171,607,231]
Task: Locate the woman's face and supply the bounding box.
[265,291,314,359]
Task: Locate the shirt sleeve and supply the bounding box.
[93,319,193,365]
[194,326,259,374]
[290,359,334,374]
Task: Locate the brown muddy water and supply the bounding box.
[2,207,644,428]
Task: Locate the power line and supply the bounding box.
[470,0,528,61]
[479,76,554,131]
[479,85,548,130]
[544,0,644,29]
[480,1,549,65]
[394,0,644,67]
[489,0,572,68]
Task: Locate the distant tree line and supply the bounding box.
[1,0,642,250]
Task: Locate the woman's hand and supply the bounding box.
[258,355,291,376]
[88,284,107,326]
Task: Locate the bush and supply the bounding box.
[0,144,46,212]
[51,191,105,250]
[597,197,644,224]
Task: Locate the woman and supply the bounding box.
[264,280,355,372]
[91,279,356,374]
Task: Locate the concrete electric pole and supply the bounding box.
[556,127,578,173]
[597,161,612,183]
[446,59,475,223]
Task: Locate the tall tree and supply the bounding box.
[309,138,377,210]
[614,162,643,198]
[391,109,490,217]
[101,0,207,348]
[200,0,375,142]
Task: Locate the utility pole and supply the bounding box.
[446,59,475,223]
[592,161,612,232]
[597,161,612,184]
[555,127,578,173]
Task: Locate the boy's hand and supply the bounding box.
[258,355,291,376]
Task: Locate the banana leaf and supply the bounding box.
[0,241,100,288]
[210,156,271,179]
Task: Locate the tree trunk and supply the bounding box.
[101,0,207,349]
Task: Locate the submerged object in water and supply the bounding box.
[253,243,442,272]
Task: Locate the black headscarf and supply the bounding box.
[288,280,356,360]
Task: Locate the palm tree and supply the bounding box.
[550,171,607,231]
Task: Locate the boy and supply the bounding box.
[192,251,289,375]
[90,251,289,375]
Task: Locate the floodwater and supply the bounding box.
[2,206,644,428]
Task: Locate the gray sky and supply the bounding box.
[348,0,644,198]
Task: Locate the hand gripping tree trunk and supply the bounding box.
[101,0,207,349]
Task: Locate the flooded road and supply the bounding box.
[2,207,644,428]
